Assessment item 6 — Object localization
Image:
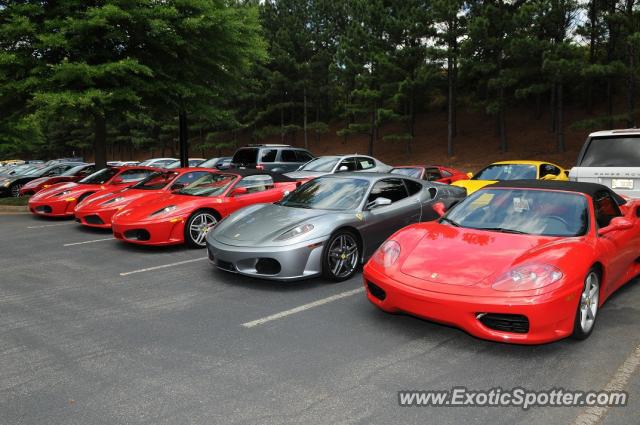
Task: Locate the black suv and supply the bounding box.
[230,145,315,173]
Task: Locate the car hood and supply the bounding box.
[212,203,329,246]
[112,192,220,223]
[284,171,328,179]
[450,179,496,194]
[76,188,156,212]
[30,182,107,201]
[398,223,561,288]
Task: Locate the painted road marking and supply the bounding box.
[63,238,115,247]
[572,343,640,425]
[28,222,75,229]
[241,287,365,328]
[119,257,208,276]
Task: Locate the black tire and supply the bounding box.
[11,183,23,197]
[322,230,361,282]
[184,210,218,248]
[572,267,601,340]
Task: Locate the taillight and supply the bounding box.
[256,165,264,170]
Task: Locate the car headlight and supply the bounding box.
[372,240,401,268]
[2,180,11,187]
[149,205,177,217]
[492,264,563,292]
[102,197,124,205]
[275,223,314,241]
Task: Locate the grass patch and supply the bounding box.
[0,196,30,206]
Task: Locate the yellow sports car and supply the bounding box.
[452,160,569,195]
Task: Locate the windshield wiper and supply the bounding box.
[439,217,460,227]
[476,227,529,235]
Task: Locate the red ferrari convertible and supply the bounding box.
[19,163,96,196]
[74,168,214,228]
[28,166,159,217]
[390,165,469,184]
[111,170,299,248]
[363,180,640,344]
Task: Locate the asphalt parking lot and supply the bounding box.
[1,212,640,425]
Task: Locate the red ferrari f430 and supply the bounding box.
[111,170,299,248]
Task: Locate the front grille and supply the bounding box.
[123,229,150,241]
[255,258,281,275]
[84,215,104,225]
[35,205,52,213]
[477,313,529,334]
[217,260,236,272]
[366,281,386,301]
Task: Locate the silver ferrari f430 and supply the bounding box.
[206,173,466,281]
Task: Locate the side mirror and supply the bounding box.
[366,197,392,210]
[466,172,473,178]
[231,186,248,196]
[433,202,447,217]
[338,165,349,172]
[598,217,633,236]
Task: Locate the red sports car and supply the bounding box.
[390,165,469,184]
[19,163,96,196]
[363,180,640,344]
[28,166,159,217]
[111,170,299,248]
[74,168,215,228]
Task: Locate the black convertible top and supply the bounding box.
[223,168,296,183]
[487,180,627,205]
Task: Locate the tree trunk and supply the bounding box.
[179,110,189,167]
[280,98,285,144]
[557,82,565,153]
[550,84,557,133]
[629,42,636,127]
[369,109,375,156]
[607,78,614,128]
[452,56,458,138]
[94,113,107,170]
[303,87,308,149]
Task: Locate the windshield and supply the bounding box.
[62,165,87,176]
[132,171,178,190]
[198,158,222,168]
[279,177,370,211]
[581,137,640,167]
[300,157,339,172]
[391,167,422,178]
[78,168,119,184]
[473,164,537,181]
[444,188,589,237]
[177,173,236,197]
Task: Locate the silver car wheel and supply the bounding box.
[579,271,599,334]
[327,234,359,279]
[189,213,217,247]
[11,184,23,197]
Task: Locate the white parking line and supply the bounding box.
[572,343,640,425]
[242,287,365,328]
[28,222,75,229]
[119,257,208,276]
[63,238,115,247]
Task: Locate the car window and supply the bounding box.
[118,169,153,183]
[424,168,442,181]
[357,157,375,170]
[281,150,298,162]
[473,164,537,180]
[390,167,423,178]
[235,175,274,193]
[404,179,423,195]
[593,191,622,228]
[260,149,278,163]
[580,137,640,167]
[232,148,259,164]
[337,158,358,172]
[540,164,561,178]
[441,169,452,177]
[368,178,409,204]
[296,151,314,162]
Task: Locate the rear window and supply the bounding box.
[232,148,259,164]
[580,137,640,167]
